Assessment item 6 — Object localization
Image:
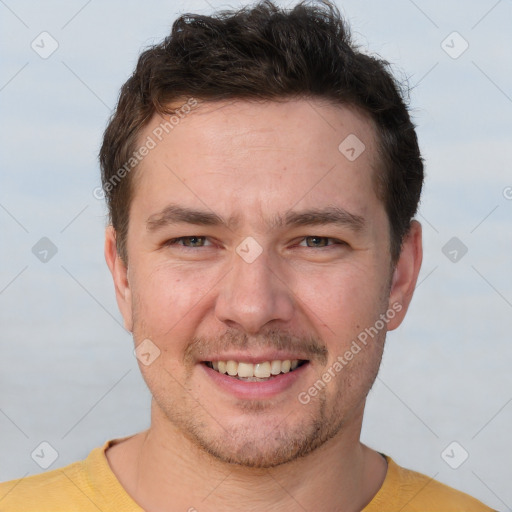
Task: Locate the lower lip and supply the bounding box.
[200,363,309,400]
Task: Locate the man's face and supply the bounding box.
[109,99,414,467]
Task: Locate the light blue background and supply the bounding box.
[1,1,511,509]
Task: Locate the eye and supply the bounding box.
[298,236,345,248]
[165,236,212,248]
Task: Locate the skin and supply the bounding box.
[105,98,422,512]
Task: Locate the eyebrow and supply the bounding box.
[146,204,366,233]
[147,205,237,231]
[282,207,366,232]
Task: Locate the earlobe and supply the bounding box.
[386,220,423,331]
[104,226,133,332]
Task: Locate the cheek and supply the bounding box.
[293,261,384,337]
[130,263,219,340]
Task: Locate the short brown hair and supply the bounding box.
[99,0,423,264]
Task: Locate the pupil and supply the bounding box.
[308,236,325,247]
[188,236,202,246]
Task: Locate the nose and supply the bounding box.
[214,246,295,334]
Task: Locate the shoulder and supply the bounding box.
[365,455,497,512]
[0,458,92,511]
[0,437,142,512]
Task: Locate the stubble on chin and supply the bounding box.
[170,393,334,468]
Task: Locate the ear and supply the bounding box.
[386,220,423,331]
[104,226,133,332]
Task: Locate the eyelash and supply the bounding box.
[165,236,213,248]
[164,236,346,249]
[298,237,346,248]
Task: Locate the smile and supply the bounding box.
[204,360,307,380]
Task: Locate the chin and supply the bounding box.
[181,406,342,469]
[195,431,325,468]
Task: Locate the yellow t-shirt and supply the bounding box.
[0,436,496,511]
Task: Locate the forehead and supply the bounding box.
[131,98,383,230]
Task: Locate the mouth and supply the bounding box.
[203,359,308,381]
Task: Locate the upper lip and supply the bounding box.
[200,352,309,364]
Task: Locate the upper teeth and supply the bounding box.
[212,360,300,378]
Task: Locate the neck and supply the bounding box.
[110,400,387,512]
